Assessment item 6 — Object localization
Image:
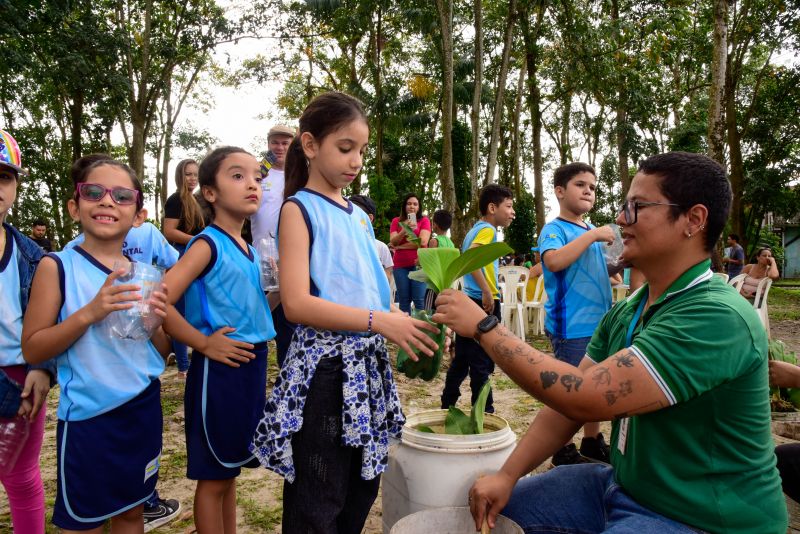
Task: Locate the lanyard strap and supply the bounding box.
[626,289,648,347]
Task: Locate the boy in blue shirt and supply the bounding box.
[441,184,515,414]
[539,162,614,465]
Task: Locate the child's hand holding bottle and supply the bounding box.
[79,269,142,325]
[372,308,440,361]
[200,326,256,368]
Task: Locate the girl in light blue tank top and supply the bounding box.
[22,159,171,530]
[162,146,275,532]
[248,92,440,533]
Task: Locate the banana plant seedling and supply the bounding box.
[396,242,512,381]
[417,382,493,434]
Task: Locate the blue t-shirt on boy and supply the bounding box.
[539,217,612,339]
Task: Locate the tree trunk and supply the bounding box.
[707,0,728,165]
[484,0,517,185]
[611,0,630,196]
[367,5,384,196]
[559,88,572,164]
[511,62,526,198]
[469,0,483,213]
[521,1,546,232]
[435,0,457,221]
[725,73,745,240]
[68,91,84,162]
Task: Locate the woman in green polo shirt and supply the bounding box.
[433,151,787,534]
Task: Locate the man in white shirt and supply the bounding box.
[251,124,296,366]
[350,194,394,283]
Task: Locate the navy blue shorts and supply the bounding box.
[53,379,162,530]
[185,342,268,480]
[545,331,592,367]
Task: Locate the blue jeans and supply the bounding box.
[394,266,426,313]
[503,464,703,533]
[546,331,592,367]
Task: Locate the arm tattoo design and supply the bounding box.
[604,379,634,406]
[540,370,558,389]
[560,374,583,392]
[592,366,611,388]
[613,351,635,368]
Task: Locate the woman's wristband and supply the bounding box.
[367,309,374,334]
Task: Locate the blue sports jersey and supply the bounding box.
[539,217,612,339]
[462,221,498,300]
[284,188,391,315]
[0,236,23,366]
[184,225,275,344]
[50,248,165,421]
[66,222,179,269]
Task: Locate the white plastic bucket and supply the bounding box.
[382,410,517,533]
[389,506,523,534]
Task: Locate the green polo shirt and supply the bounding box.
[587,259,786,533]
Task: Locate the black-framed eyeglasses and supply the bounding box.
[76,183,139,206]
[618,199,680,225]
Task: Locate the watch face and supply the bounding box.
[478,315,499,333]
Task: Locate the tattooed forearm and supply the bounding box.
[613,351,636,368]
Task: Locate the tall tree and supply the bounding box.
[484,0,518,185]
[707,0,728,164]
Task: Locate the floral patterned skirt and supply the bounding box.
[249,326,405,482]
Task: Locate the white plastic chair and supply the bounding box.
[522,275,547,336]
[753,277,773,337]
[727,273,746,290]
[728,274,772,337]
[611,284,629,304]
[498,266,528,340]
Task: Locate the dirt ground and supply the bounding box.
[3,322,799,533]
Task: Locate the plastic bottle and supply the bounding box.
[256,236,280,291]
[0,415,30,475]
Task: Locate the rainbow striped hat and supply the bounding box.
[0,129,27,176]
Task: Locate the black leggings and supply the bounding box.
[281,356,381,534]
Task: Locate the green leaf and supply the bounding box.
[444,242,514,286]
[417,248,460,292]
[416,424,436,433]
[470,381,492,434]
[445,406,473,434]
[408,268,439,291]
[398,222,422,246]
[396,309,447,380]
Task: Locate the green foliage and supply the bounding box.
[396,309,447,381]
[398,243,511,380]
[505,191,537,254]
[768,339,800,411]
[411,242,513,293]
[417,382,493,435]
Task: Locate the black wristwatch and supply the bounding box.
[474,314,500,341]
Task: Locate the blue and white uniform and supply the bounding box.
[539,217,612,339]
[286,188,390,313]
[251,189,402,484]
[49,247,164,530]
[0,235,23,366]
[183,224,275,480]
[65,222,179,269]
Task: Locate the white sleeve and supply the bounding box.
[376,240,393,268]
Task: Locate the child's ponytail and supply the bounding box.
[283,136,308,199]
